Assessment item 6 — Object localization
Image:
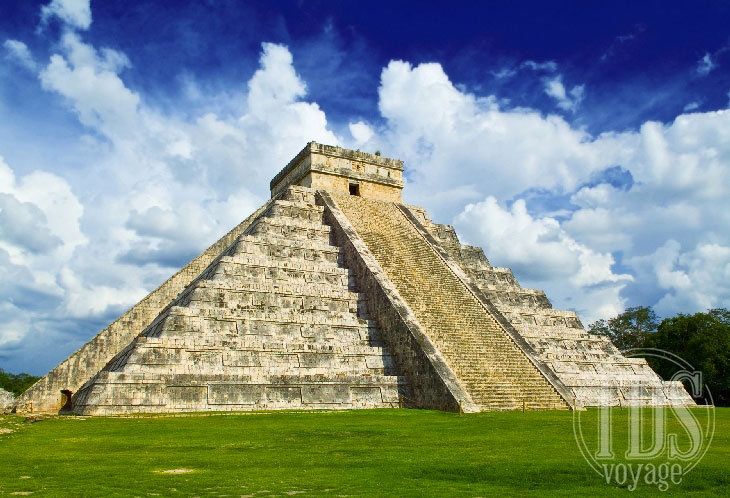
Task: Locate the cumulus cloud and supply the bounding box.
[0,157,84,348]
[374,58,730,323]
[378,60,597,219]
[455,196,631,320]
[1,28,340,371]
[349,121,374,145]
[40,0,91,30]
[40,33,139,139]
[3,40,37,70]
[0,157,84,263]
[0,193,62,253]
[543,76,585,112]
[3,2,730,373]
[629,241,730,316]
[457,197,630,286]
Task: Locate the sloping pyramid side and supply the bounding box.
[404,205,695,407]
[330,193,571,411]
[15,199,277,413]
[72,186,405,414]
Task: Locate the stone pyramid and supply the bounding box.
[15,143,694,415]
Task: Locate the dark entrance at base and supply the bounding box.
[60,389,73,411]
[349,183,360,196]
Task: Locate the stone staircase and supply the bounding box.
[73,186,406,415]
[331,193,569,411]
[410,207,694,407]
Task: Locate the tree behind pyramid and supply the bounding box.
[14,143,694,414]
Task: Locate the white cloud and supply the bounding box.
[40,0,91,30]
[374,59,730,324]
[0,193,62,253]
[696,53,715,76]
[349,121,374,145]
[0,157,85,347]
[629,240,730,316]
[378,60,597,218]
[544,76,585,112]
[40,32,140,139]
[1,32,341,370]
[3,40,36,71]
[2,2,730,372]
[0,157,85,264]
[455,196,631,322]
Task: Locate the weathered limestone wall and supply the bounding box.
[15,200,275,413]
[73,186,404,415]
[0,388,14,413]
[271,142,404,202]
[299,173,403,202]
[318,191,474,412]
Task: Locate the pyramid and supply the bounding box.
[15,143,694,415]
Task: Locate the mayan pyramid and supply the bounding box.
[15,143,693,415]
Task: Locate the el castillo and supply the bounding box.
[11,143,694,416]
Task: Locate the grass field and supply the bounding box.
[0,408,727,497]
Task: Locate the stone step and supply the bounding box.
[501,312,583,329]
[191,279,358,300]
[247,216,332,242]
[279,185,318,205]
[231,235,340,265]
[120,359,397,378]
[95,370,405,384]
[76,376,405,414]
[160,306,379,328]
[477,402,567,411]
[218,254,344,273]
[138,336,388,354]
[478,287,552,310]
[263,199,326,223]
[467,385,561,394]
[184,287,358,314]
[210,256,349,285]
[466,267,519,287]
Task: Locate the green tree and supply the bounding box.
[588,306,658,351]
[0,368,40,397]
[647,309,730,407]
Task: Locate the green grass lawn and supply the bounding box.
[0,408,727,497]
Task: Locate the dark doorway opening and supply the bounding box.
[349,183,360,196]
[60,389,73,412]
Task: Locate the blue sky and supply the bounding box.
[1,0,730,375]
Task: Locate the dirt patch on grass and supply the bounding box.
[156,468,196,474]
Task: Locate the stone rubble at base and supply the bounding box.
[14,142,694,415]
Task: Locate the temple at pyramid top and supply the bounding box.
[270,142,404,201]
